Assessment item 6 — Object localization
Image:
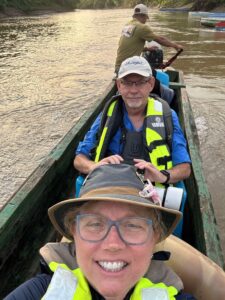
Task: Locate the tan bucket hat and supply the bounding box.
[48,164,182,241]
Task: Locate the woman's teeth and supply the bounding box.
[98,261,127,272]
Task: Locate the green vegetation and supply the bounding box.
[0,0,225,14]
[72,0,225,10]
[192,0,225,10]
[0,0,76,12]
[150,0,225,10]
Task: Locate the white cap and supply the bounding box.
[133,4,149,18]
[118,56,152,79]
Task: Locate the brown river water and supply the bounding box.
[0,9,225,256]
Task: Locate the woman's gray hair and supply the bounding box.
[63,204,85,237]
[151,208,167,241]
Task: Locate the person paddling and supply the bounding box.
[115,3,183,73]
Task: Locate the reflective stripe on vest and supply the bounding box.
[145,98,172,171]
[131,277,177,300]
[95,97,173,171]
[42,262,178,300]
[95,100,117,162]
[42,263,92,300]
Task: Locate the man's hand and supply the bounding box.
[134,159,167,183]
[174,44,183,51]
[74,154,124,175]
[134,159,191,184]
[90,155,124,172]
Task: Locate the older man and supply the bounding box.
[74,56,191,186]
[115,3,183,73]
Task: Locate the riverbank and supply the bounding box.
[0,8,74,18]
[211,5,225,12]
[0,3,74,19]
[1,2,225,19]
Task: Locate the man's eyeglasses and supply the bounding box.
[120,77,151,88]
[76,214,153,245]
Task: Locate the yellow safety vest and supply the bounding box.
[95,97,173,170]
[42,262,178,300]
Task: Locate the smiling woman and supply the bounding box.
[4,164,225,299]
[67,202,161,300]
[4,164,196,300]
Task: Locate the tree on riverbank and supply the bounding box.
[192,0,225,10]
[1,0,225,13]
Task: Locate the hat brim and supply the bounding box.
[117,70,152,79]
[48,195,182,242]
[133,13,149,19]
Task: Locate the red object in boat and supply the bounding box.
[215,21,225,27]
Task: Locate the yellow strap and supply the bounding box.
[95,100,117,162]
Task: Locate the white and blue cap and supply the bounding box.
[118,56,152,79]
[133,4,149,18]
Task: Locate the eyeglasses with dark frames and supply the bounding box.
[75,214,153,245]
[120,77,151,88]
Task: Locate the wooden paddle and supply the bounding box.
[159,49,183,69]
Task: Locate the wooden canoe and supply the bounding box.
[0,70,224,298]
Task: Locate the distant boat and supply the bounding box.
[189,11,213,18]
[206,12,225,18]
[159,7,190,12]
[201,17,225,27]
[189,11,225,18]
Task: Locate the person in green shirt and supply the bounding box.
[115,3,183,73]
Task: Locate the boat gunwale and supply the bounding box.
[177,70,224,268]
[0,80,117,297]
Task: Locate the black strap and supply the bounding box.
[152,251,171,261]
[157,156,172,169]
[147,140,166,153]
[151,78,161,97]
[119,122,126,145]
